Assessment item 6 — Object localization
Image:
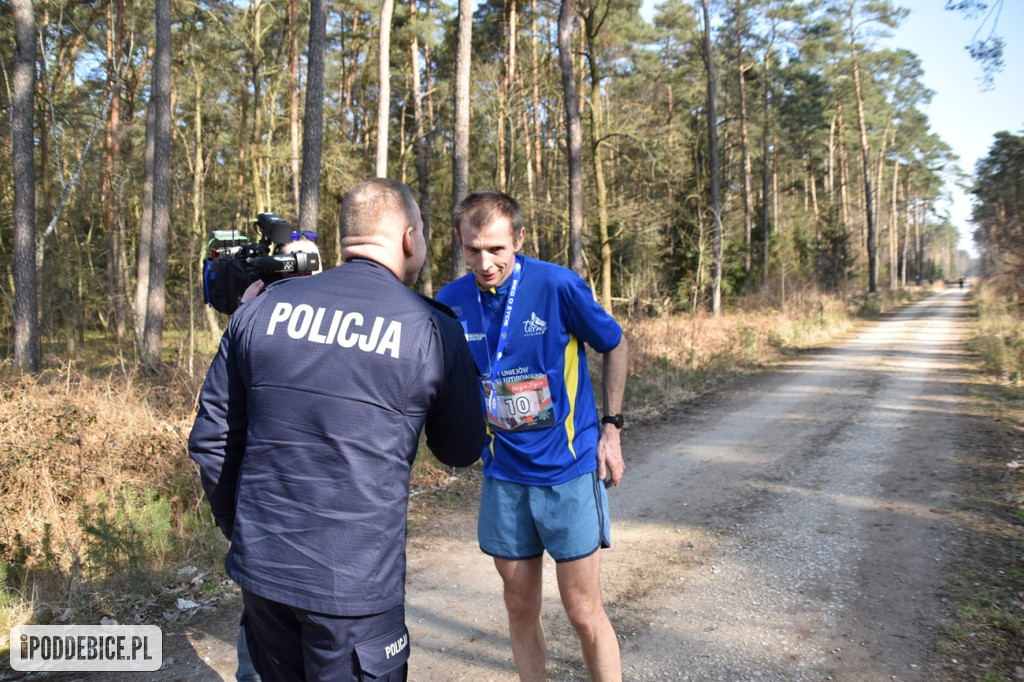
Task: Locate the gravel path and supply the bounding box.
[408,287,970,681]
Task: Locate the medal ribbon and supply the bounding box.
[476,259,523,417]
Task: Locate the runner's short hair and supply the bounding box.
[454,190,524,237]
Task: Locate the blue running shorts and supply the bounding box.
[478,470,611,563]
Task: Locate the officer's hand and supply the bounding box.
[241,280,266,304]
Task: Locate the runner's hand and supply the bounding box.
[597,425,624,487]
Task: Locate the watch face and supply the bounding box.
[603,414,623,428]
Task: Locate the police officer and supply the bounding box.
[189,178,485,681]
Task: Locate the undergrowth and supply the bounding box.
[0,360,226,636]
[621,287,884,421]
[939,378,1024,681]
[0,284,938,641]
[939,281,1024,681]
[972,280,1024,383]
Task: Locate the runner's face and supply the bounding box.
[457,217,524,289]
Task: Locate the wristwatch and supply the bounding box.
[601,414,624,429]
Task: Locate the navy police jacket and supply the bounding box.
[188,258,484,616]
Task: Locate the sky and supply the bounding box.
[886,0,1024,257]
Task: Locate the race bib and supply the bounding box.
[483,374,554,432]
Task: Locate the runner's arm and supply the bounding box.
[597,335,628,487]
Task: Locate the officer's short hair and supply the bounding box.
[339,179,419,239]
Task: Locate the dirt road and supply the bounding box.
[81,287,974,681]
[405,287,971,681]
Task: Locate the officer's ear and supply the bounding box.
[403,224,419,258]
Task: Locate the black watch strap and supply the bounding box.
[602,414,624,429]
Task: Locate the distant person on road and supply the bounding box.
[437,190,629,681]
[189,178,485,682]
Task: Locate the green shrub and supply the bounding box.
[178,503,229,567]
[973,281,1024,383]
[981,335,1011,377]
[0,563,15,610]
[0,561,31,654]
[78,488,173,584]
[740,326,758,360]
[766,328,788,348]
[855,296,882,319]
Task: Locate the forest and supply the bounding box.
[4,2,1024,669]
[2,0,995,374]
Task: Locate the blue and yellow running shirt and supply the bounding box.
[438,255,622,486]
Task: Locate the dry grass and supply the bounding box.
[938,285,1024,681]
[620,290,853,420]
[0,362,199,553]
[0,284,932,635]
[0,358,218,628]
[972,280,1024,384]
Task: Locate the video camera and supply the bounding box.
[202,212,321,315]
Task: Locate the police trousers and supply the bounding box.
[241,590,409,682]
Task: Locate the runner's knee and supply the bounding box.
[503,586,542,622]
[562,597,606,634]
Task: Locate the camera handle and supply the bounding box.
[246,252,321,275]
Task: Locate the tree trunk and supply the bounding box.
[398,76,410,183]
[852,58,877,293]
[11,0,40,372]
[189,78,207,367]
[105,0,128,343]
[136,104,156,351]
[339,13,360,142]
[889,152,899,290]
[826,113,836,199]
[761,46,772,290]
[423,2,438,278]
[288,0,301,214]
[558,0,585,278]
[299,0,326,234]
[583,6,612,310]
[451,0,472,277]
[808,157,821,237]
[529,0,544,259]
[497,4,508,192]
[497,0,517,192]
[250,2,266,215]
[735,3,753,275]
[37,5,52,252]
[376,0,395,177]
[410,0,433,295]
[701,0,722,316]
[900,179,910,287]
[141,0,172,372]
[921,197,929,282]
[234,76,248,228]
[837,108,851,257]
